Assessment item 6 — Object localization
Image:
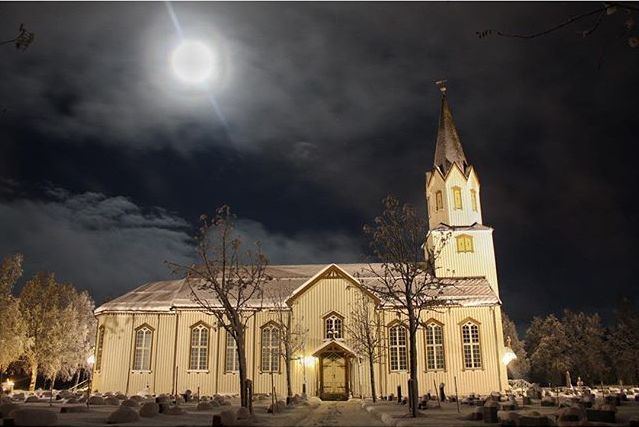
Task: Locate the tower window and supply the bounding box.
[452,187,463,210]
[435,191,443,211]
[389,324,408,371]
[470,189,478,212]
[425,322,445,371]
[461,321,482,369]
[456,235,474,253]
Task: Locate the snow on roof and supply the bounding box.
[95,263,499,314]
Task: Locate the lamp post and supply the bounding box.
[86,354,95,408]
[502,336,517,368]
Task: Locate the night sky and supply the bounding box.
[1,2,638,329]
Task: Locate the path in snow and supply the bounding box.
[296,399,384,427]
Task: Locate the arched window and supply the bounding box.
[470,189,478,212]
[388,324,408,371]
[325,314,343,339]
[425,322,445,371]
[95,325,105,371]
[461,321,482,369]
[452,186,463,210]
[189,323,209,371]
[435,191,443,211]
[261,324,280,372]
[456,235,474,253]
[225,332,239,372]
[133,326,153,371]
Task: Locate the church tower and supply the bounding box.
[425,84,500,295]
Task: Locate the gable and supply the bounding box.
[285,264,380,306]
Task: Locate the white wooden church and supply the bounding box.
[92,90,510,400]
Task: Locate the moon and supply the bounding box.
[171,40,214,84]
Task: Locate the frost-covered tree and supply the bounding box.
[526,314,571,385]
[0,253,26,374]
[19,273,95,391]
[502,312,530,380]
[169,206,271,410]
[362,195,452,417]
[561,310,608,385]
[344,289,384,403]
[609,297,639,384]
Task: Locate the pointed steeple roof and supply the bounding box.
[433,84,468,175]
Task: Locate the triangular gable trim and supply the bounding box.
[311,339,357,357]
[426,163,477,187]
[285,264,381,306]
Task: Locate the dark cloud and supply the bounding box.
[1,3,638,326]
[0,185,363,303]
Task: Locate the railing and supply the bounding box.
[68,379,89,393]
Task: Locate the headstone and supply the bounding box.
[163,405,186,415]
[439,383,446,402]
[106,406,140,424]
[121,399,139,408]
[483,400,498,423]
[220,409,236,426]
[0,403,20,418]
[467,406,483,421]
[88,396,105,405]
[60,406,89,413]
[556,406,585,427]
[197,401,214,410]
[104,396,120,406]
[8,408,58,426]
[498,410,520,426]
[236,406,250,420]
[586,408,616,423]
[540,396,555,407]
[139,402,159,417]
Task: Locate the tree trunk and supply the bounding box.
[368,357,377,403]
[408,313,418,417]
[73,368,81,389]
[285,342,293,398]
[236,330,249,408]
[29,364,38,392]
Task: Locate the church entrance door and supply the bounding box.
[319,351,348,400]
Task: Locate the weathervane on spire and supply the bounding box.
[435,79,448,95]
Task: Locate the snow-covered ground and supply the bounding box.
[3,392,639,426]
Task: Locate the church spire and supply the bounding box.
[433,81,468,175]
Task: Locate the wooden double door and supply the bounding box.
[319,351,349,400]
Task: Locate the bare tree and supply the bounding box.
[266,285,306,400]
[344,289,384,403]
[362,195,452,417]
[1,24,35,51]
[477,2,639,67]
[168,205,271,409]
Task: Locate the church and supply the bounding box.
[92,90,509,400]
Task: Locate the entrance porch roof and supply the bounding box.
[311,339,357,358]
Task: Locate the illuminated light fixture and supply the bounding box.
[303,356,316,367]
[502,336,517,366]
